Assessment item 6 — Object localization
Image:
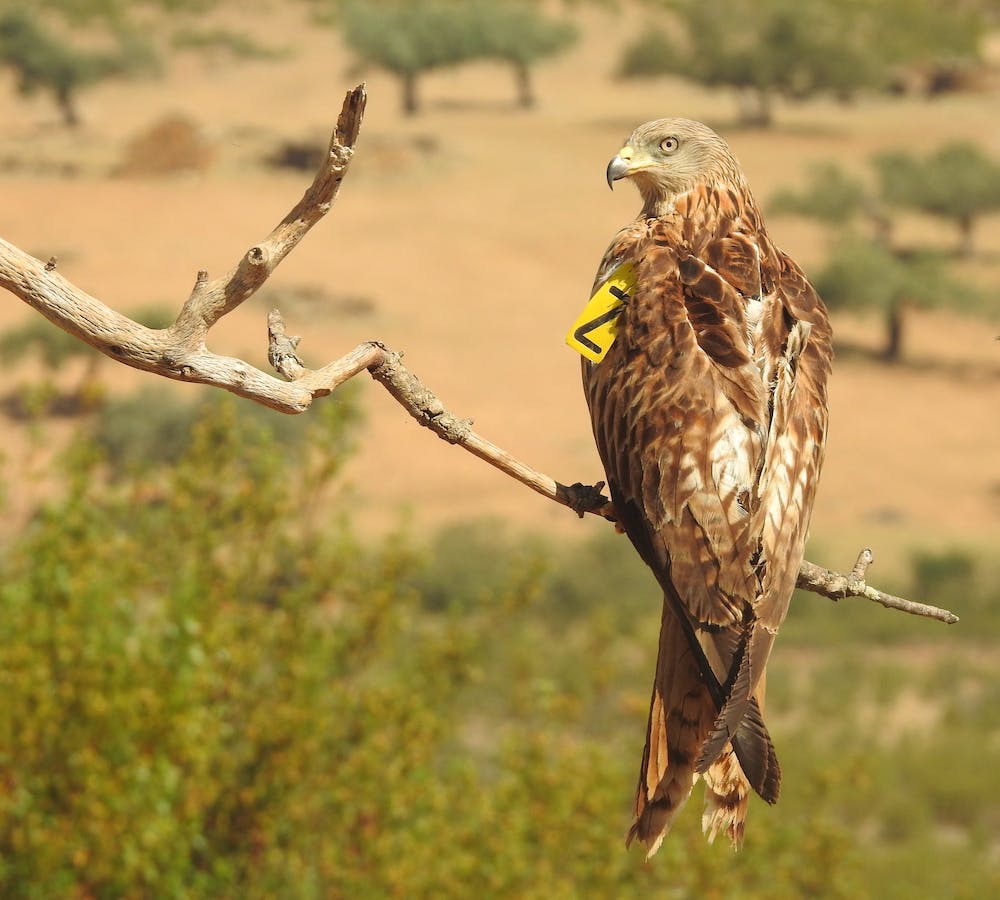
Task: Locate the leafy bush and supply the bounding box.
[0,316,100,369]
[909,548,977,606]
[171,27,289,61]
[0,387,998,895]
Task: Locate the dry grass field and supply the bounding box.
[1,3,997,577]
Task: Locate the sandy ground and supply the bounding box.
[1,4,998,576]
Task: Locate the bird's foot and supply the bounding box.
[556,480,616,522]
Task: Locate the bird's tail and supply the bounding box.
[702,745,750,847]
[701,674,779,848]
[626,600,715,858]
[627,599,779,856]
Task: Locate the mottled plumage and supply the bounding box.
[584,119,832,855]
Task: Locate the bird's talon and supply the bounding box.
[556,480,612,518]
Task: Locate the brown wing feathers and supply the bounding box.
[584,190,830,853]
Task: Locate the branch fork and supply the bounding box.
[0,83,958,626]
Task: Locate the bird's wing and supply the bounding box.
[752,249,833,631]
[583,212,830,806]
[585,215,765,664]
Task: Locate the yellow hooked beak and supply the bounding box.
[606,145,651,189]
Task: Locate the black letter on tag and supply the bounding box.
[573,306,624,355]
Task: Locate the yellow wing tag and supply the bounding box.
[565,262,637,364]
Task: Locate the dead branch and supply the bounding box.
[797,550,958,624]
[0,85,369,415]
[0,84,958,626]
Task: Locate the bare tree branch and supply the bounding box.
[797,550,958,624]
[0,83,959,626]
[0,84,369,414]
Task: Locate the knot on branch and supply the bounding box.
[329,145,354,170]
[247,246,268,267]
[427,411,473,445]
[267,309,306,380]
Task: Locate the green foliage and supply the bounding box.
[27,0,218,26]
[0,390,440,897]
[813,238,979,358]
[769,163,870,227]
[132,303,176,329]
[0,6,159,125]
[90,382,361,478]
[0,315,98,368]
[0,308,168,369]
[339,0,576,113]
[1,383,998,894]
[909,548,977,606]
[0,307,169,419]
[470,2,577,67]
[170,27,290,61]
[621,0,985,126]
[405,518,547,613]
[90,386,204,473]
[621,0,877,94]
[814,239,967,316]
[771,147,996,360]
[873,143,1000,256]
[469,1,577,108]
[341,1,467,77]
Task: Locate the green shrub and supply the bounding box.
[89,382,361,478]
[1,387,997,895]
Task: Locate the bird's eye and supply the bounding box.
[660,137,679,154]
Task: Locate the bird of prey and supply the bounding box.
[574,119,832,856]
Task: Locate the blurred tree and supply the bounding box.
[771,154,993,360]
[0,7,158,126]
[170,26,290,62]
[339,1,471,115]
[813,239,976,361]
[29,0,216,26]
[771,163,871,227]
[471,1,577,109]
[339,0,576,115]
[0,306,173,415]
[620,0,985,127]
[769,161,893,246]
[873,143,1000,257]
[0,317,106,413]
[0,2,285,125]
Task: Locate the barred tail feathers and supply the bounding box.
[702,745,750,848]
[627,599,716,857]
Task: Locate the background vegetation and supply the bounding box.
[0,379,997,897]
[770,145,1000,360]
[339,0,577,114]
[1,0,998,896]
[620,0,988,126]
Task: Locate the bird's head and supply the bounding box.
[607,118,741,214]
